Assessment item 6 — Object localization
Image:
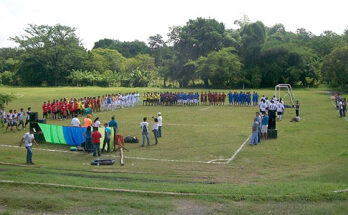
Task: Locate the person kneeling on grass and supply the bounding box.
[20,128,38,164]
[92,127,102,157]
[140,117,150,147]
[102,123,111,153]
[152,118,159,145]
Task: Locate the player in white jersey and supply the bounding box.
[259,100,267,114]
[276,102,284,121]
[6,109,14,132]
[0,108,6,127]
[17,108,25,130]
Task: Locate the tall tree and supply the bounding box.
[11,24,86,86]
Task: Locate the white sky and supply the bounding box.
[0,0,347,50]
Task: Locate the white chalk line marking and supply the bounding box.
[199,106,211,111]
[225,136,250,164]
[333,189,348,193]
[0,180,219,196]
[0,144,221,165]
[205,135,251,164]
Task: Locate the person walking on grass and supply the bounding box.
[92,127,102,157]
[157,112,162,137]
[152,118,159,145]
[25,107,31,129]
[102,123,111,153]
[17,108,25,130]
[20,128,38,164]
[6,109,13,132]
[250,117,259,146]
[140,117,150,147]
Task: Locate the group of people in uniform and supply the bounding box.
[41,92,140,120]
[142,91,261,106]
[1,107,31,132]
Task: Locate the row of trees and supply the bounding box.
[1,17,348,88]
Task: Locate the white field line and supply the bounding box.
[199,106,211,111]
[0,180,219,196]
[205,135,250,164]
[225,136,251,164]
[333,189,348,193]
[0,144,218,165]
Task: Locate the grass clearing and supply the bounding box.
[0,86,347,214]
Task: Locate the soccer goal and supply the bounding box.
[274,84,296,107]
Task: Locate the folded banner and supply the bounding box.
[38,123,115,149]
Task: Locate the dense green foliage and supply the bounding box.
[1,18,347,88]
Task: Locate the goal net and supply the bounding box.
[274,84,295,107]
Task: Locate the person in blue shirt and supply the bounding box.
[108,116,118,134]
[84,126,93,152]
[102,123,112,153]
[261,112,269,140]
[228,92,233,105]
[247,92,251,106]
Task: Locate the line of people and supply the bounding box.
[142,91,260,106]
[1,107,31,132]
[334,93,347,118]
[42,92,140,120]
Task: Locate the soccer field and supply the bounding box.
[0,87,347,214]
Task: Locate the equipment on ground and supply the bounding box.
[124,136,139,143]
[268,110,276,129]
[91,159,115,165]
[274,84,295,107]
[267,129,278,139]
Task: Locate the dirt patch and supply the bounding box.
[168,199,220,215]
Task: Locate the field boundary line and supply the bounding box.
[333,189,348,193]
[0,144,222,165]
[225,135,250,164]
[199,106,211,111]
[0,180,221,196]
[206,135,250,164]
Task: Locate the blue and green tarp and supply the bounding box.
[38,123,115,149]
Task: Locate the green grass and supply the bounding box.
[0,86,347,214]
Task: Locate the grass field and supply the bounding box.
[0,86,347,214]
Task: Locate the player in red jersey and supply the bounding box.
[52,102,58,119]
[42,102,48,119]
[68,102,74,118]
[97,96,101,112]
[221,92,226,105]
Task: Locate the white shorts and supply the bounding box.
[261,125,268,133]
[190,99,194,103]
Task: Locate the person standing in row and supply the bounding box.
[102,123,111,153]
[92,127,102,157]
[25,107,31,128]
[261,112,269,140]
[140,117,150,147]
[157,112,162,137]
[20,128,38,164]
[250,117,259,146]
[152,118,159,145]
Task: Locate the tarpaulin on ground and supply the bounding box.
[38,123,115,149]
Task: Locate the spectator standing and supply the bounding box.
[140,117,150,147]
[250,117,259,146]
[71,115,80,127]
[92,127,102,157]
[20,128,38,164]
[152,118,159,145]
[102,123,111,153]
[157,112,162,137]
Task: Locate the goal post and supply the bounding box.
[274,84,295,107]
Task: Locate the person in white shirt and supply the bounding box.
[157,112,163,137]
[269,100,277,111]
[0,108,6,127]
[259,100,267,114]
[6,109,14,132]
[152,118,159,145]
[93,117,101,128]
[25,107,31,128]
[71,115,81,127]
[140,117,150,147]
[17,108,25,130]
[277,102,284,121]
[12,110,18,128]
[20,128,38,164]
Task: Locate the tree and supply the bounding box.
[11,24,87,86]
[322,45,348,88]
[196,47,243,88]
[0,93,15,109]
[93,39,151,58]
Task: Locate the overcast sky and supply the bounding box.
[0,0,347,49]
